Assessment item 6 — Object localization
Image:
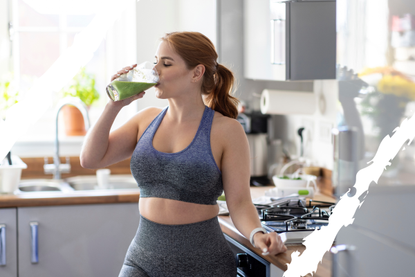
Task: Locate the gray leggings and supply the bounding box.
[118,215,237,277]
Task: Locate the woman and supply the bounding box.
[80,31,287,277]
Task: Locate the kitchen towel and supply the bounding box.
[260,89,316,115]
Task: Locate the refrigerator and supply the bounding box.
[332,0,415,276]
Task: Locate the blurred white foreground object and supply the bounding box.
[0,155,27,193]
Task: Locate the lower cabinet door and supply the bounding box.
[17,203,139,277]
[0,208,17,277]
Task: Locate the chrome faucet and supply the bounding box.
[44,97,90,179]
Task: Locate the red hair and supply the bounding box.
[161,32,239,119]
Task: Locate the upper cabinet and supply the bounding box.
[244,0,337,81]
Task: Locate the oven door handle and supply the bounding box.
[236,253,249,268]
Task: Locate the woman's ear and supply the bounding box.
[192,64,205,82]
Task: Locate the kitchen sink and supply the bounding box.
[66,175,138,190]
[18,179,74,193]
[15,175,138,194]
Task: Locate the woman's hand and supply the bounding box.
[107,64,146,107]
[110,64,137,81]
[253,231,287,256]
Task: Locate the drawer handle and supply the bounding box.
[330,244,356,277]
[0,224,5,266]
[30,222,39,264]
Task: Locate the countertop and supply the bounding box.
[0,189,140,208]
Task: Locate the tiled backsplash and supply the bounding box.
[20,157,132,179]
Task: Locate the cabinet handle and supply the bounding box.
[0,224,5,266]
[330,244,356,277]
[270,19,286,65]
[30,222,39,264]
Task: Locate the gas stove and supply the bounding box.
[255,198,336,244]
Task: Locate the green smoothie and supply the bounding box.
[106,81,157,101]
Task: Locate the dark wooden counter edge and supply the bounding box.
[0,191,140,208]
[218,216,292,271]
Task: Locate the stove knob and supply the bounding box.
[236,253,249,268]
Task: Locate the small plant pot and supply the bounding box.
[61,105,88,136]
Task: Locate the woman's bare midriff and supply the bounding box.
[139,197,219,225]
[136,109,223,225]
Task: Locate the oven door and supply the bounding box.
[224,234,284,277]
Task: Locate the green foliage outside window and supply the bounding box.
[0,75,19,120]
[61,67,100,106]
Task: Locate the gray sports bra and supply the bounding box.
[130,106,223,205]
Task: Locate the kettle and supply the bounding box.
[246,133,268,177]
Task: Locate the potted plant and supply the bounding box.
[358,67,415,140]
[0,75,19,121]
[1,74,20,166]
[60,67,100,136]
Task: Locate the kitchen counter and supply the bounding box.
[0,178,335,276]
[0,189,140,208]
[219,186,336,277]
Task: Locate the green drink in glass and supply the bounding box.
[106,61,159,101]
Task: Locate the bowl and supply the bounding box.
[272,174,317,190]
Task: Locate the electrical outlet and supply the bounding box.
[319,121,333,143]
[301,119,315,143]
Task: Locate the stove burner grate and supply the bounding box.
[258,198,335,236]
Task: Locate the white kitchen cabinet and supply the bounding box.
[244,0,336,81]
[0,208,18,277]
[1,203,139,277]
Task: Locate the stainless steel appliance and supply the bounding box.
[225,197,336,276]
[237,112,270,186]
[225,234,284,277]
[256,198,336,244]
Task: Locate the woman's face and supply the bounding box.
[153,41,194,99]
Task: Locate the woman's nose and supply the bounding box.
[153,65,160,76]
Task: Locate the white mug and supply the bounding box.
[96,169,111,189]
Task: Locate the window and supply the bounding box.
[5,0,217,158]
[5,0,138,157]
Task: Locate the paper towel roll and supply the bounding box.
[260,89,316,115]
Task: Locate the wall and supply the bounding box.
[218,0,337,169]
[0,0,11,76]
[134,0,217,111]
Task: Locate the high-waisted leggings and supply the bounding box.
[118,215,237,277]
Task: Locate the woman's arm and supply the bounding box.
[221,119,287,255]
[80,65,145,169]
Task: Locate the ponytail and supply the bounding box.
[161,32,240,119]
[204,64,239,119]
